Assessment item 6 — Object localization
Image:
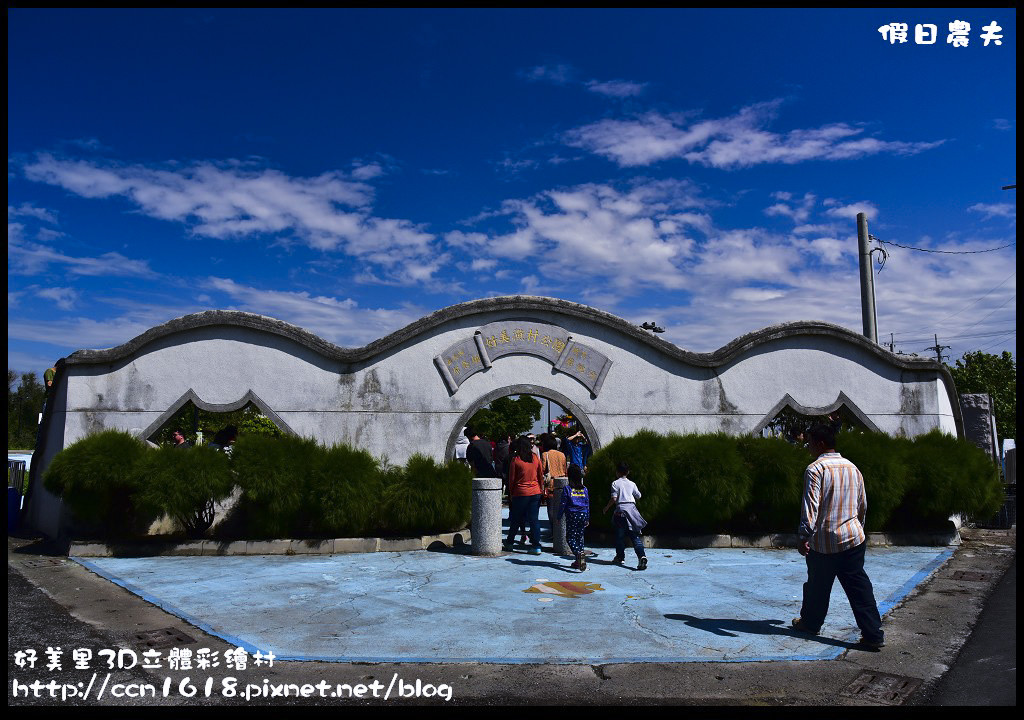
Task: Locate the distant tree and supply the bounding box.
[8,371,47,450]
[467,395,542,441]
[947,351,1016,442]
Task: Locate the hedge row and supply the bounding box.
[44,427,1002,540]
[43,431,472,540]
[586,429,1003,534]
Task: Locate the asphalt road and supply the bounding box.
[911,557,1016,706]
[7,565,200,708]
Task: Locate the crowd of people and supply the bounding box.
[456,427,647,572]
[456,421,884,649]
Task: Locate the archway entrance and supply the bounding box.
[444,384,601,462]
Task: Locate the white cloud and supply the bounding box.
[565,111,711,167]
[764,192,817,223]
[992,118,1013,131]
[470,257,497,271]
[692,229,797,283]
[205,277,427,346]
[807,237,846,264]
[20,154,446,285]
[8,349,69,379]
[8,234,157,278]
[495,156,540,175]
[447,179,712,293]
[968,203,1016,222]
[565,101,944,168]
[521,64,575,85]
[585,79,648,98]
[632,229,1017,361]
[729,287,787,303]
[522,64,648,100]
[823,200,879,221]
[7,315,164,351]
[7,279,432,357]
[8,203,58,225]
[351,162,385,180]
[792,223,838,236]
[35,287,80,310]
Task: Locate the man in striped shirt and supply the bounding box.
[791,424,885,650]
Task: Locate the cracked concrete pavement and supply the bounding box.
[7,526,1015,705]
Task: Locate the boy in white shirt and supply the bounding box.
[603,462,648,570]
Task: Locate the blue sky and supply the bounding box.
[8,9,1016,381]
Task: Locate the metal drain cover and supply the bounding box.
[952,571,990,582]
[133,628,197,650]
[20,558,66,569]
[841,671,922,705]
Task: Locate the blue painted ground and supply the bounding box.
[77,508,952,664]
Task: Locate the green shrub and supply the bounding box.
[231,433,324,538]
[135,445,235,538]
[896,430,1003,529]
[836,431,913,531]
[231,437,471,538]
[736,436,808,532]
[43,429,153,537]
[380,455,472,536]
[585,429,674,531]
[666,433,752,532]
[307,444,384,537]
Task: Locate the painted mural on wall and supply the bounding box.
[434,320,613,396]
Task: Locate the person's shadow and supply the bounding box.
[504,557,580,573]
[663,614,859,650]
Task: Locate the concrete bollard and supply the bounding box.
[471,477,503,556]
[547,476,570,556]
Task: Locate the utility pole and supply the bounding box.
[857,212,878,343]
[927,334,951,364]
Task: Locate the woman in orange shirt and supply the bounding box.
[503,436,544,555]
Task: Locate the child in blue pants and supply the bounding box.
[559,464,590,571]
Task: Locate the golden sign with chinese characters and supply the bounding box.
[433,321,612,396]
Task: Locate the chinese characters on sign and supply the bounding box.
[878,20,1004,47]
[12,646,274,671]
[553,339,613,396]
[433,321,612,396]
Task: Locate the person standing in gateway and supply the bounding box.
[791,424,885,650]
[464,427,498,479]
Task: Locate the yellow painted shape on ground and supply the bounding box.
[523,581,604,599]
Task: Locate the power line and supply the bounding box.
[931,271,1016,329]
[976,332,1016,354]
[891,297,1018,352]
[953,294,1017,336]
[888,327,1017,344]
[870,234,1016,255]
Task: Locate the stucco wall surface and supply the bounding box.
[25,296,962,538]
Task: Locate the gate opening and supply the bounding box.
[147,400,283,447]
